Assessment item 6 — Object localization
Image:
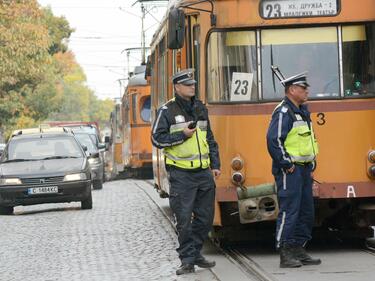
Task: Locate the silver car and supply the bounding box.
[74,133,104,190]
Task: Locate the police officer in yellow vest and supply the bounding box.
[266,72,321,268]
[151,69,220,275]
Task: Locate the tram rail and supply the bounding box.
[138,179,271,280]
[220,248,276,281]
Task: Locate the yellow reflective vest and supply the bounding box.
[164,119,210,169]
[275,101,319,164]
[164,99,210,170]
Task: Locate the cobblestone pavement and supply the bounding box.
[0,180,218,281]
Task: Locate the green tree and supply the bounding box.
[0,1,73,136]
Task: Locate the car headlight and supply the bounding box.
[88,157,101,165]
[63,173,87,181]
[0,178,22,185]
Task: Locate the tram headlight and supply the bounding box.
[231,157,244,170]
[368,151,375,163]
[232,172,244,185]
[368,165,375,179]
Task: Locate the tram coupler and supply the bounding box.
[236,183,279,224]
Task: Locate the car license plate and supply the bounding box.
[28,186,58,195]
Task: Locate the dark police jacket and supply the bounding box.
[151,94,220,170]
[266,97,313,175]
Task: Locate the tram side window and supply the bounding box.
[261,27,339,100]
[342,23,375,97]
[132,94,137,123]
[140,96,151,122]
[158,37,168,106]
[207,31,258,103]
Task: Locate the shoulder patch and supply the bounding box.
[281,106,288,113]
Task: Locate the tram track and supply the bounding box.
[140,179,276,280]
[219,247,276,281]
[139,179,375,281]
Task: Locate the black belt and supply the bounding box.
[166,165,208,173]
[294,162,312,167]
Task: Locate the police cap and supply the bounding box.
[172,68,197,85]
[281,71,310,88]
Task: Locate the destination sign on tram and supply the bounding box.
[260,0,338,19]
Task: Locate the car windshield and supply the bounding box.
[4,136,83,161]
[74,133,98,154]
[70,128,99,148]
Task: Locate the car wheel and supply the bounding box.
[0,206,14,215]
[81,191,93,209]
[92,179,103,190]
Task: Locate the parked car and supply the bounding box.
[0,128,92,215]
[74,132,104,190]
[0,143,5,157]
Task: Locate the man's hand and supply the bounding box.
[183,127,196,138]
[286,164,295,174]
[212,169,221,178]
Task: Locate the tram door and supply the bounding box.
[154,37,170,194]
[154,15,201,196]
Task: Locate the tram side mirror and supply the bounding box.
[168,8,185,49]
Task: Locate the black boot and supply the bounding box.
[280,245,303,268]
[176,263,195,275]
[195,257,216,268]
[292,246,321,265]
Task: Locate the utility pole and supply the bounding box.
[141,3,146,65]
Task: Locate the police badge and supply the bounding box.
[175,115,185,123]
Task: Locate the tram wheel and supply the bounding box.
[0,206,14,215]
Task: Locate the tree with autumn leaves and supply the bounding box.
[0,0,114,139]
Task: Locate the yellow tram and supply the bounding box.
[106,65,152,179]
[149,0,375,240]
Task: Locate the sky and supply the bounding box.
[37,0,167,100]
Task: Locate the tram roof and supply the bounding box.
[128,65,147,87]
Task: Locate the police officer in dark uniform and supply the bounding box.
[266,72,321,268]
[151,69,221,275]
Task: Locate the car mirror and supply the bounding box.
[81,145,88,152]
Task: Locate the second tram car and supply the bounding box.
[149,0,375,241]
[106,65,153,179]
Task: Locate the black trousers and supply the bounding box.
[275,164,314,248]
[168,167,215,264]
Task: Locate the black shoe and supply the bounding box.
[195,257,216,268]
[292,246,321,265]
[176,264,195,275]
[280,245,303,268]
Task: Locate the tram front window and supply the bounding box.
[342,23,375,97]
[261,27,340,100]
[207,31,258,103]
